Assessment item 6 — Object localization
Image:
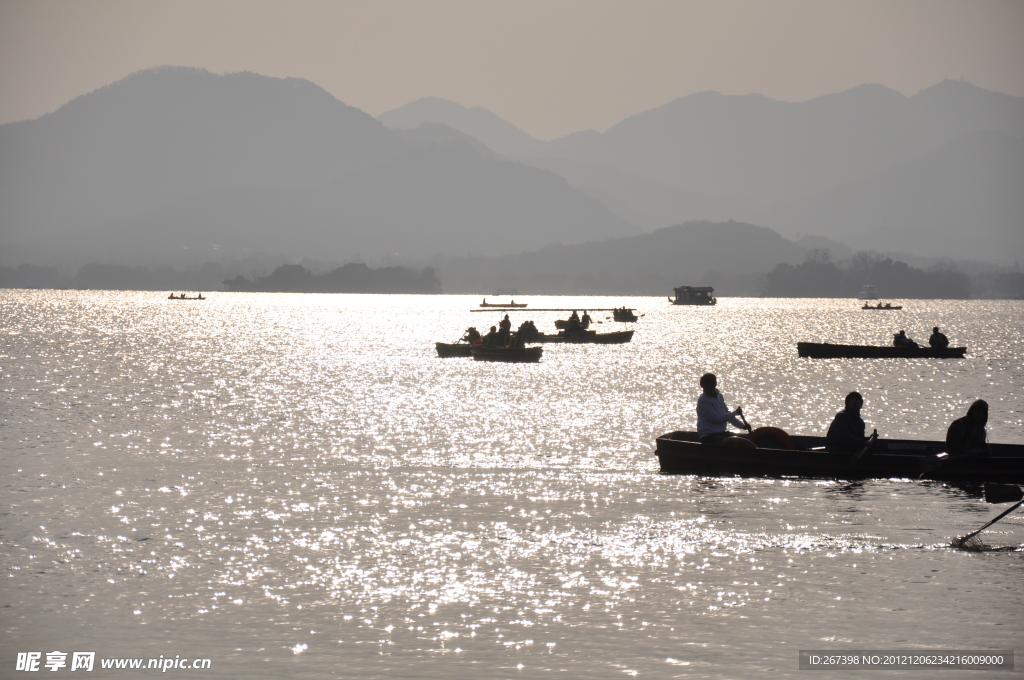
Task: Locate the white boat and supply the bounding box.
[858,285,879,300]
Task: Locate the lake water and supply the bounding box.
[2,291,1022,678]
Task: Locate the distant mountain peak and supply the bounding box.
[378,97,541,156]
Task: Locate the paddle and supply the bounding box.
[952,499,1024,550]
[737,410,753,434]
[849,430,879,465]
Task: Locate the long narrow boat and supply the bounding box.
[536,329,634,344]
[479,300,528,308]
[655,431,1024,483]
[469,345,543,362]
[798,342,966,359]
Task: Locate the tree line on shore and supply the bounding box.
[0,262,441,294]
[1,253,1021,298]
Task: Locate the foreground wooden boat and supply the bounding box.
[536,329,634,344]
[469,345,543,362]
[655,431,1024,483]
[798,342,966,359]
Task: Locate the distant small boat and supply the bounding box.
[469,345,543,362]
[612,308,638,322]
[798,342,966,359]
[537,329,634,344]
[861,302,902,310]
[480,298,527,308]
[554,314,591,330]
[669,286,716,305]
[168,293,205,300]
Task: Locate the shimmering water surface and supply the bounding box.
[2,291,1022,678]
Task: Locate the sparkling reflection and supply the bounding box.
[2,291,1022,677]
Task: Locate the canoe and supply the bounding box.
[479,301,528,308]
[469,345,543,362]
[435,342,473,357]
[536,329,634,344]
[554,318,591,329]
[861,305,902,310]
[797,342,966,359]
[655,431,1024,483]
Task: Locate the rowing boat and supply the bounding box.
[536,329,634,344]
[797,342,966,359]
[479,300,527,308]
[655,431,1024,483]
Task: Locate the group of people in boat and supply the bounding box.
[566,310,592,331]
[463,315,541,348]
[168,292,205,299]
[893,327,949,349]
[863,302,898,309]
[696,372,989,457]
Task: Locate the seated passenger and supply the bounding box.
[826,392,876,454]
[482,325,500,347]
[928,327,949,349]
[893,330,919,348]
[946,400,990,457]
[696,373,750,445]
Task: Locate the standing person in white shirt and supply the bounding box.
[696,373,750,445]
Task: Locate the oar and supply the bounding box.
[738,411,752,434]
[849,430,879,465]
[952,499,1024,550]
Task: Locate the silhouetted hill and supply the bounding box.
[379,82,1023,261]
[63,140,633,261]
[545,81,1024,205]
[0,67,404,245]
[765,131,1024,262]
[0,69,634,265]
[224,262,441,293]
[434,220,807,294]
[379,97,543,156]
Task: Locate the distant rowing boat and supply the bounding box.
[480,299,527,308]
[536,329,634,344]
[168,293,205,300]
[798,342,966,359]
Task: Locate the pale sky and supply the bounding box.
[1,0,1022,140]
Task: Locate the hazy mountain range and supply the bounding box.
[382,81,1024,262]
[1,67,1021,274]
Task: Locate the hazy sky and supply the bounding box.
[1,0,1022,139]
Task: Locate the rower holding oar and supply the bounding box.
[946,400,990,458]
[696,373,751,445]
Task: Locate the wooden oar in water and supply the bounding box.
[953,493,1024,551]
[850,430,879,465]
